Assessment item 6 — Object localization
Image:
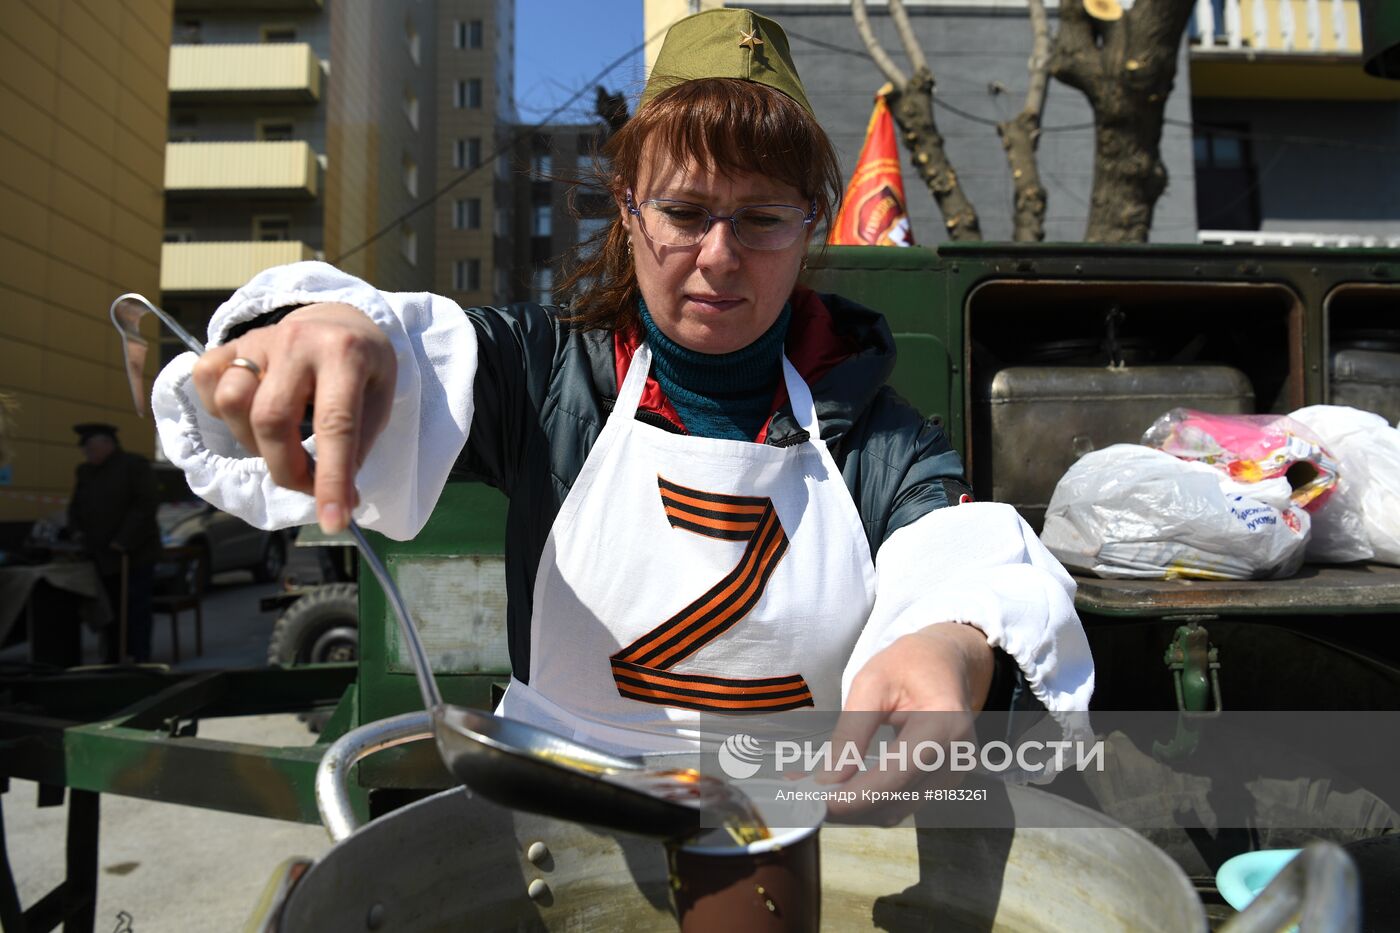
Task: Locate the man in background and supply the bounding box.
[68,423,160,662]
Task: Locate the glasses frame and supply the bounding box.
[625,189,817,252]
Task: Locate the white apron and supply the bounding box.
[495,344,877,757]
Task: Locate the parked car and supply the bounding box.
[155,466,288,587]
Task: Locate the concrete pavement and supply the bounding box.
[5,553,337,932]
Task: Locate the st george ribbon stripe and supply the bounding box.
[608,477,815,712]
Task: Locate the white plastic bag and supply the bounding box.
[1290,405,1400,565]
[1040,444,1311,580]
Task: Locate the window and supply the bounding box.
[453,137,482,169]
[261,23,297,43]
[454,79,482,109]
[497,152,511,179]
[531,152,552,179]
[577,216,610,243]
[174,19,202,44]
[403,87,419,129]
[531,267,553,305]
[169,112,198,143]
[402,154,418,197]
[257,119,295,141]
[400,224,417,265]
[454,19,484,49]
[1193,126,1260,231]
[163,229,194,244]
[453,198,481,230]
[454,258,481,292]
[404,15,421,64]
[533,204,552,237]
[495,207,509,237]
[494,267,508,302]
[253,216,291,241]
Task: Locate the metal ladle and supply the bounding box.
[109,293,713,839]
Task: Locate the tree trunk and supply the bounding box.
[1050,0,1195,242]
[887,68,982,242]
[998,109,1048,242]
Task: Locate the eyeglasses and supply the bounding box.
[626,190,816,251]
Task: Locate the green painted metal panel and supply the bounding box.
[357,481,511,731]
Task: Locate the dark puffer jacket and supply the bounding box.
[454,286,970,679]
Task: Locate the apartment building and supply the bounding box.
[161,0,444,363]
[508,124,610,305]
[1188,0,1400,247]
[0,0,172,523]
[435,0,517,306]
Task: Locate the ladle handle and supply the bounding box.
[346,521,442,710]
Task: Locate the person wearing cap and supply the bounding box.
[151,9,1091,800]
[68,423,160,663]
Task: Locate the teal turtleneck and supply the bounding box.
[639,299,791,441]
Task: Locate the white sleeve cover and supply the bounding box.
[841,501,1095,718]
[150,261,477,541]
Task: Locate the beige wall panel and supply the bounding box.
[0,183,52,247]
[5,2,60,63]
[50,123,113,200]
[0,287,47,344]
[0,340,44,393]
[58,39,118,113]
[0,136,52,202]
[117,86,166,152]
[0,33,56,109]
[1,390,47,443]
[51,171,112,236]
[79,0,123,39]
[44,309,114,368]
[60,1,120,78]
[119,50,167,113]
[0,438,79,500]
[49,215,113,283]
[110,204,160,261]
[0,84,56,156]
[111,245,159,291]
[54,79,115,154]
[0,237,51,298]
[42,349,107,405]
[121,9,171,77]
[114,123,164,189]
[111,162,163,225]
[47,261,112,322]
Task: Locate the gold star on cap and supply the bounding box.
[738,27,763,50]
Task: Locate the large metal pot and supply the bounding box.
[270,781,1206,932]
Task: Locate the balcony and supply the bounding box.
[169,43,321,104]
[1190,0,1400,98]
[175,0,321,11]
[1199,230,1400,248]
[161,241,316,294]
[165,141,319,199]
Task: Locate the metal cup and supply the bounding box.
[668,824,820,933]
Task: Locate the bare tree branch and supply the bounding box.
[1024,0,1051,118]
[851,0,908,87]
[997,0,1053,242]
[887,0,928,74]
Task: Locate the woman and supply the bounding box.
[153,9,1091,805]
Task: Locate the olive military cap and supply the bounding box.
[641,8,814,115]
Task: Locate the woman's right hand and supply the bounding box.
[190,303,397,533]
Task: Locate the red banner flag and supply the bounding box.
[828,94,914,247]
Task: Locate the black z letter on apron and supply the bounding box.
[608,476,815,711]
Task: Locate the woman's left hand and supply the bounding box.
[823,623,995,824]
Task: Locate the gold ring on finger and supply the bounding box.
[228,357,265,381]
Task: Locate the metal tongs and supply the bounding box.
[109,293,712,838]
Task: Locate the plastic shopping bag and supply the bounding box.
[1040,444,1311,580]
[1290,405,1400,565]
[1141,409,1339,511]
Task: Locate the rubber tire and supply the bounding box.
[254,532,288,583]
[267,583,359,667]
